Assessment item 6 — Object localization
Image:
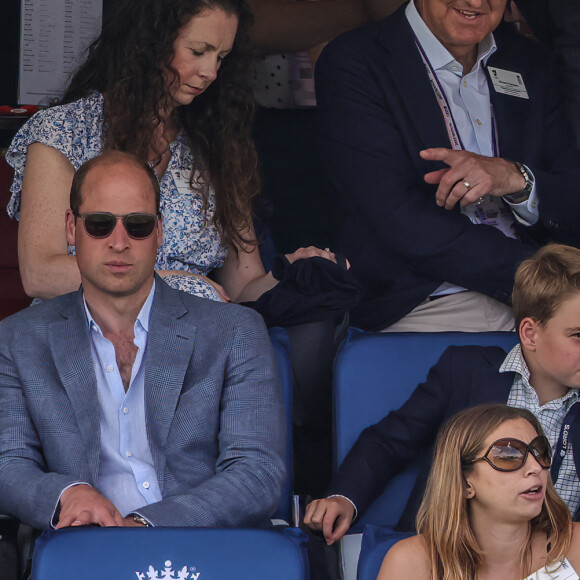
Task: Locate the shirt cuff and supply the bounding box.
[327,494,358,522]
[51,482,93,529]
[504,168,539,226]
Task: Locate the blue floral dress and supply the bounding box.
[6,92,226,301]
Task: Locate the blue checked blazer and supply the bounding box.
[0,277,286,529]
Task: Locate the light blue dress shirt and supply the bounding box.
[84,282,162,517]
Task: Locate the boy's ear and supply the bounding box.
[519,317,539,352]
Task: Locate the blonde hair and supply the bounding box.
[513,244,580,329]
[416,404,572,580]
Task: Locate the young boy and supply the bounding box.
[305,244,580,544]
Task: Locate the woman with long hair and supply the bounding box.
[7,0,332,303]
[378,404,580,580]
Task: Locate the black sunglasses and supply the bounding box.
[463,436,552,472]
[75,212,160,240]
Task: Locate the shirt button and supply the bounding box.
[476,119,482,126]
[123,407,129,415]
[452,65,459,71]
[106,365,114,373]
[463,80,467,87]
[126,451,133,457]
[143,482,150,489]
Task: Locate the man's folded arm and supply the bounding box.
[0,329,87,530]
[494,31,580,244]
[136,309,287,527]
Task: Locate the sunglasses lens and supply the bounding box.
[530,437,552,468]
[84,213,116,238]
[488,441,527,471]
[485,437,552,471]
[125,214,156,239]
[81,213,157,239]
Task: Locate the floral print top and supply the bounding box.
[6,92,226,301]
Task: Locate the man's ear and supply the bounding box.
[464,479,475,499]
[65,209,76,246]
[519,317,539,352]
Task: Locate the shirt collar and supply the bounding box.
[406,0,497,74]
[83,280,156,336]
[501,343,580,407]
[499,343,530,380]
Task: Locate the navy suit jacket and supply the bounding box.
[316,5,580,330]
[0,277,286,530]
[328,346,580,530]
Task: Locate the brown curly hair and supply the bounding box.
[61,0,259,249]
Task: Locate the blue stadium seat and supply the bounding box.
[31,527,308,580]
[357,526,413,580]
[333,329,518,579]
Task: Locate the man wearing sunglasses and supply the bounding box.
[306,244,580,544]
[0,151,285,531]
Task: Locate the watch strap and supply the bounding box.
[132,514,152,527]
[504,162,533,203]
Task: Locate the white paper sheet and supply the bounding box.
[18,0,102,105]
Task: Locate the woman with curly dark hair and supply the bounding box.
[7,0,333,303]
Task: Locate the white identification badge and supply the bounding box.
[171,168,194,195]
[522,559,579,580]
[487,67,529,99]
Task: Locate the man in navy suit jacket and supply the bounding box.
[315,0,580,331]
[0,151,285,530]
[305,244,580,544]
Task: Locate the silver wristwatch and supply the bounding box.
[504,162,534,204]
[132,514,152,527]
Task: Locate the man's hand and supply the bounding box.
[420,148,526,210]
[56,484,125,528]
[303,496,355,545]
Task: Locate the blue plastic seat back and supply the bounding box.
[357,525,413,580]
[32,527,308,580]
[268,327,294,522]
[334,329,518,531]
